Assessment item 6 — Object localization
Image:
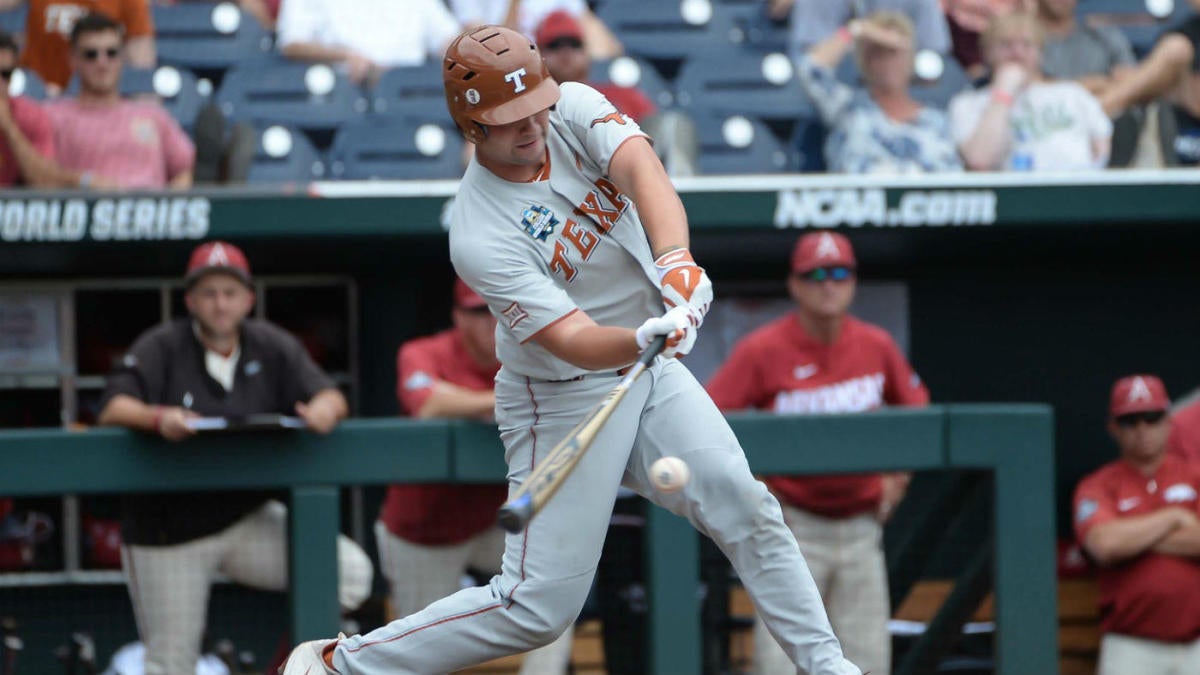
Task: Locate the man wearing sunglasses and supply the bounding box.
[376,279,571,675]
[45,12,194,189]
[707,231,929,675]
[1073,375,1200,674]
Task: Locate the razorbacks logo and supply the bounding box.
[521,204,559,241]
[589,112,627,127]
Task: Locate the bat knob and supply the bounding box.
[497,495,534,534]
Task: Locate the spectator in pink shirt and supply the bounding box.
[0,30,58,188]
[46,13,195,190]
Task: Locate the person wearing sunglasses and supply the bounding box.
[707,231,928,675]
[44,12,193,189]
[1073,374,1200,675]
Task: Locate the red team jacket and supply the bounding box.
[1073,454,1200,642]
[707,314,929,518]
[379,329,507,546]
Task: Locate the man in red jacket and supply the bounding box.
[1074,374,1200,674]
[375,279,570,674]
[707,232,929,675]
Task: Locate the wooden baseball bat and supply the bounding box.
[497,335,667,533]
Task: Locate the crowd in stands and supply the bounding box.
[0,0,1193,187]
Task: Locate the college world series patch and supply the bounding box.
[521,204,559,241]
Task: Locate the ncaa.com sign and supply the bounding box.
[773,188,997,228]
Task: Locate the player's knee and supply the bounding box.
[507,576,589,648]
[336,536,374,611]
[684,451,776,534]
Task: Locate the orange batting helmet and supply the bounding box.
[443,25,561,144]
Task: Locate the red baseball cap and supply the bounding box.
[535,10,583,47]
[791,232,857,274]
[1109,375,1170,418]
[454,278,488,310]
[185,241,252,288]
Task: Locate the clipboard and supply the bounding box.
[185,414,307,432]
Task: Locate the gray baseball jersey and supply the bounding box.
[450,82,661,381]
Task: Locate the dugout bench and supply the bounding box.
[0,406,1055,675]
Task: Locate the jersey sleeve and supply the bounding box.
[705,337,767,411]
[554,81,649,175]
[1073,474,1116,543]
[396,339,439,416]
[881,337,930,406]
[450,215,578,345]
[1168,404,1200,462]
[100,329,168,408]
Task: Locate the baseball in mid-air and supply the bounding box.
[650,456,690,493]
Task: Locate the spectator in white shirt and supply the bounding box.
[448,0,621,59]
[277,0,461,84]
[949,11,1111,171]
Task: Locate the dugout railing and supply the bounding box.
[0,405,1055,675]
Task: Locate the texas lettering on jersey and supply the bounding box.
[549,177,630,283]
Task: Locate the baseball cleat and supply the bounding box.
[278,632,344,675]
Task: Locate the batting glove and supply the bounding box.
[654,248,713,326]
[635,306,699,359]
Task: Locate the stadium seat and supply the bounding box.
[1077,0,1187,56]
[673,49,814,128]
[595,0,737,71]
[693,113,792,174]
[153,3,274,75]
[64,66,205,128]
[588,56,674,109]
[714,0,790,52]
[370,63,445,120]
[328,118,465,180]
[0,6,23,38]
[216,62,369,135]
[246,124,325,183]
[9,68,47,100]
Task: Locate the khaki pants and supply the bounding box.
[374,520,573,675]
[124,500,373,675]
[754,508,889,675]
[1099,633,1200,675]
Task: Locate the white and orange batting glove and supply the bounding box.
[635,306,699,359]
[654,248,713,326]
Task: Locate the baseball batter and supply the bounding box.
[283,25,860,675]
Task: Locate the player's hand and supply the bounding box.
[654,248,713,326]
[993,62,1029,99]
[158,407,198,442]
[296,400,339,435]
[635,306,699,359]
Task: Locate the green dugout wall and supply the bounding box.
[0,407,1055,674]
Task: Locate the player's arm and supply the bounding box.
[1152,521,1200,557]
[416,383,495,421]
[1083,508,1193,565]
[609,136,713,320]
[608,136,687,257]
[294,388,347,434]
[97,394,197,442]
[533,307,694,370]
[533,311,640,371]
